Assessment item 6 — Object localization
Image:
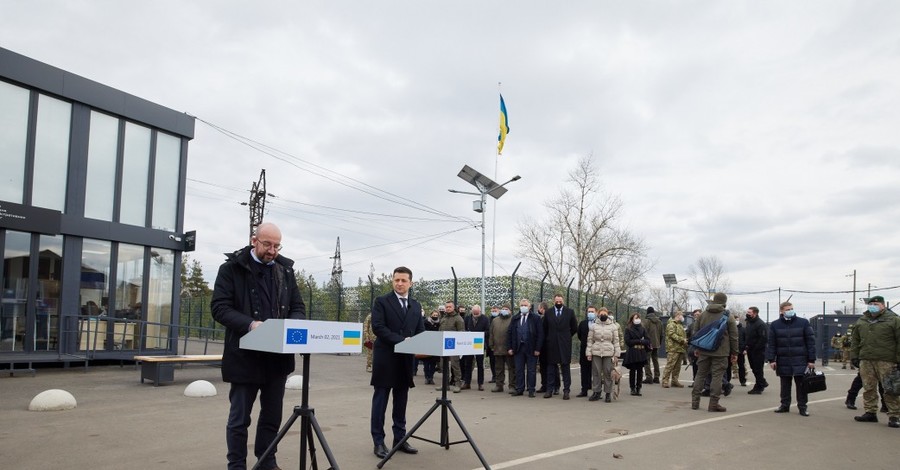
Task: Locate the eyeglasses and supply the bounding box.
[256,239,283,252]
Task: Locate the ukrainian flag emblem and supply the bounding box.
[473,337,484,350]
[343,330,361,346]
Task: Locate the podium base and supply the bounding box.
[377,357,490,469]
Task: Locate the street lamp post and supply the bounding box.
[449,165,521,312]
[846,270,857,314]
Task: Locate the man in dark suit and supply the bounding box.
[370,266,425,459]
[507,298,544,397]
[543,294,578,399]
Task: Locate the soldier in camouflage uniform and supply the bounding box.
[363,312,375,372]
[830,332,843,366]
[851,296,900,428]
[661,311,687,388]
[842,326,855,370]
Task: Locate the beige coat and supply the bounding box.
[586,319,622,358]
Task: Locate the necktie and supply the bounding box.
[521,314,526,327]
[556,309,561,317]
[400,297,407,312]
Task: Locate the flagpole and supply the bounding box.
[491,82,501,277]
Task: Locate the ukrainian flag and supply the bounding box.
[343,330,361,346]
[497,93,509,155]
[473,337,484,350]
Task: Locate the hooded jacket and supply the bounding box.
[693,303,738,357]
[851,308,900,363]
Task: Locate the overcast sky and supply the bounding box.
[3,1,899,315]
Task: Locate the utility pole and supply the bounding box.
[330,237,343,321]
[847,269,857,314]
[243,169,268,240]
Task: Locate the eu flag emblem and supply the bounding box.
[286,328,308,345]
[444,338,456,350]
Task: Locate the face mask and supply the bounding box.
[633,319,642,325]
[598,314,608,322]
[520,306,529,314]
[587,312,596,321]
[868,304,881,314]
[783,310,795,318]
[555,302,563,308]
[430,316,439,322]
[501,309,510,317]
[491,311,499,317]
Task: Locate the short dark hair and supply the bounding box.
[554,293,564,299]
[392,266,412,279]
[748,306,759,314]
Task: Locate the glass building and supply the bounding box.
[0,47,195,367]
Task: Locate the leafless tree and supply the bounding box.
[517,155,649,305]
[687,255,732,306]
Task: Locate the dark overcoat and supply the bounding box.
[543,305,578,364]
[211,246,306,384]
[370,292,425,389]
[623,324,650,368]
[506,310,544,355]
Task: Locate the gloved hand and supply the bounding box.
[851,358,860,369]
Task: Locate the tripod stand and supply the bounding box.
[253,354,339,470]
[377,356,490,469]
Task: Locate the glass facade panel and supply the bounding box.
[0,81,29,203]
[115,243,144,350]
[146,249,174,349]
[78,239,112,352]
[35,235,62,351]
[1,231,30,352]
[32,94,72,211]
[151,133,181,231]
[84,111,119,220]
[119,122,151,226]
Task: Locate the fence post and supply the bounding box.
[539,272,549,303]
[510,262,521,311]
[451,267,458,309]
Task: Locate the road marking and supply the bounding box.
[480,396,845,469]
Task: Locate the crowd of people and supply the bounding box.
[361,292,900,427]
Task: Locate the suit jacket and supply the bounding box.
[370,291,425,389]
[506,310,544,355]
[543,305,578,364]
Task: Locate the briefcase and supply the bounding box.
[803,368,827,393]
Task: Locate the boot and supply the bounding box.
[460,383,471,390]
[854,412,878,422]
[643,378,653,385]
[576,389,588,398]
[889,417,900,428]
[635,386,642,396]
[589,392,601,401]
[661,380,670,388]
[708,398,727,412]
[691,396,700,410]
[844,398,857,410]
[653,377,660,384]
[605,393,611,403]
[671,382,684,388]
[630,388,637,396]
[491,384,504,393]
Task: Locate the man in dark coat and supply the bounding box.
[370,266,425,459]
[576,306,598,397]
[767,301,816,416]
[642,307,665,384]
[744,306,769,394]
[462,304,490,390]
[543,294,578,399]
[507,299,545,397]
[211,222,306,470]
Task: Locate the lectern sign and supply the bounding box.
[240,319,363,354]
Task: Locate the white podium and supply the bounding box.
[394,331,485,356]
[240,318,363,354]
[241,318,361,470]
[378,330,490,469]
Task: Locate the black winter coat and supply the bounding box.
[211,246,306,384]
[623,324,650,368]
[744,316,768,353]
[766,316,815,377]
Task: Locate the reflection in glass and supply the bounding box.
[80,238,111,316]
[35,235,63,351]
[147,249,174,349]
[2,231,31,352]
[119,123,151,226]
[0,81,30,203]
[151,133,181,231]
[84,111,119,220]
[115,243,144,318]
[32,95,72,211]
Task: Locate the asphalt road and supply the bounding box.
[0,354,894,470]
